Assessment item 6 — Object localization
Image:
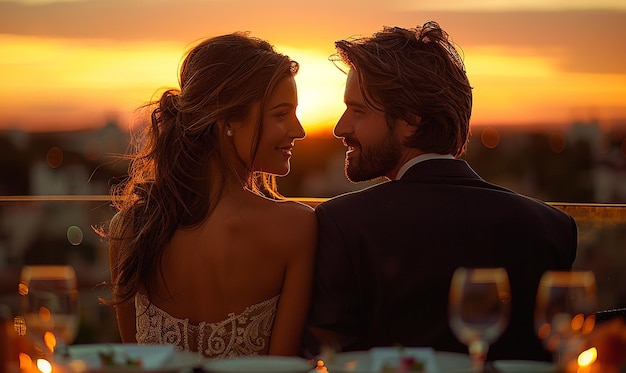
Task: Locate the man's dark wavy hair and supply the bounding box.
[332,21,473,157]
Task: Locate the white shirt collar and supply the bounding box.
[395,153,455,180]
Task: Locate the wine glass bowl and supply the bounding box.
[534,270,597,367]
[19,265,80,357]
[449,267,511,372]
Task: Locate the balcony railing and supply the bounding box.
[0,196,624,344]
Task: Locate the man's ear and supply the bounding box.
[396,116,421,140]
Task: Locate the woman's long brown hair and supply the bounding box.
[105,32,299,306]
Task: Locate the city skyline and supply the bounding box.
[1,0,625,134]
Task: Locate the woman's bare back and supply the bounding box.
[142,188,317,355]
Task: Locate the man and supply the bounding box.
[306,22,577,362]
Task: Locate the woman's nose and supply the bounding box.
[292,117,306,139]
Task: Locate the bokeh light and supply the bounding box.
[46,147,63,168]
[480,127,500,149]
[549,132,566,153]
[67,225,84,245]
[37,358,52,373]
[577,347,597,367]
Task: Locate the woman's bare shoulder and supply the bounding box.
[268,199,316,226]
[254,198,317,248]
[250,194,313,217]
[277,198,315,214]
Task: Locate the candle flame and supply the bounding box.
[37,358,53,373]
[44,330,57,352]
[18,352,33,370]
[578,347,597,367]
[582,315,596,334]
[315,359,328,372]
[571,314,584,331]
[537,323,551,339]
[39,306,52,322]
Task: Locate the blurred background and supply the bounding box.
[0,0,625,201]
[0,0,625,344]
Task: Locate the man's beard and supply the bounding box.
[345,131,401,182]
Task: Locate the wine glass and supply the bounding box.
[534,270,597,369]
[449,267,511,373]
[18,265,80,360]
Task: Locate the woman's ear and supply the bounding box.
[217,120,234,137]
[217,119,228,131]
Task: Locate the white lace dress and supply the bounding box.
[135,292,280,358]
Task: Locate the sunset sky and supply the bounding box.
[1,0,625,134]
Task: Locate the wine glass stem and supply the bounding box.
[54,340,70,361]
[553,348,562,367]
[469,339,489,373]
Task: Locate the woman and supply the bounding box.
[107,32,317,358]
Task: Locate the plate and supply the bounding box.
[434,351,473,373]
[203,356,313,373]
[492,360,556,372]
[369,347,437,373]
[63,344,203,372]
[320,349,472,373]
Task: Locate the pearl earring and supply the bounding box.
[226,128,233,137]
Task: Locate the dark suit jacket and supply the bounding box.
[307,159,577,361]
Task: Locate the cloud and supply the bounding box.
[1,1,625,104]
[396,0,626,12]
[1,1,624,75]
[1,0,625,130]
